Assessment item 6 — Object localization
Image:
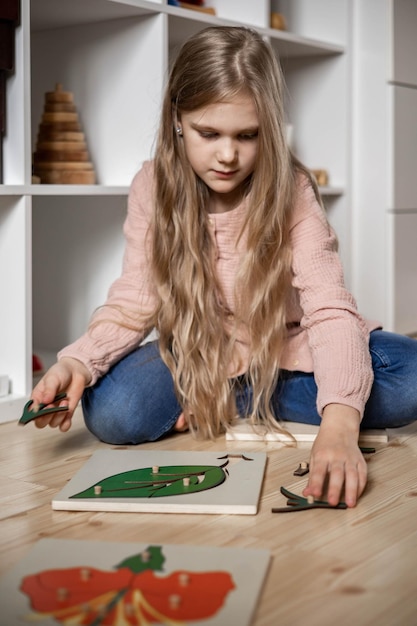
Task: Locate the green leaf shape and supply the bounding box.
[115,546,165,574]
[271,486,347,513]
[69,464,226,499]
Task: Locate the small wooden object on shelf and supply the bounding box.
[168,0,216,14]
[311,169,329,187]
[33,84,96,184]
[180,2,216,14]
[270,12,287,31]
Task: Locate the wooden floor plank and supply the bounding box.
[1,409,417,624]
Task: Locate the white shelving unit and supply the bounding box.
[0,0,351,423]
[351,0,417,335]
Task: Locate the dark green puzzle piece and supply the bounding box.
[19,392,69,425]
[70,464,227,499]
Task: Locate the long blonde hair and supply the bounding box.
[151,26,316,438]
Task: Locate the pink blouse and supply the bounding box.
[59,161,380,417]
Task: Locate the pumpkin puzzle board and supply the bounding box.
[0,538,270,626]
[52,450,267,514]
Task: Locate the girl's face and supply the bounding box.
[179,92,259,213]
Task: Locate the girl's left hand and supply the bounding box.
[302,404,367,508]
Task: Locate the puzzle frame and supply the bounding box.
[226,419,388,443]
[0,538,270,626]
[52,450,267,515]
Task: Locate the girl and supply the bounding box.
[30,26,417,508]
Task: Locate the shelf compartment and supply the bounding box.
[31,0,162,32]
[32,195,126,354]
[267,28,343,58]
[31,13,165,186]
[167,10,344,59]
[0,196,32,415]
[0,185,129,196]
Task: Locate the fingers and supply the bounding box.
[29,360,89,431]
[32,372,67,409]
[33,403,70,430]
[31,394,70,430]
[32,392,81,431]
[31,383,70,429]
[302,458,326,502]
[40,413,72,432]
[302,406,367,508]
[342,459,367,507]
[34,414,69,430]
[303,455,368,508]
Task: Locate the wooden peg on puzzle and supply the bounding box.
[169,594,181,610]
[141,550,151,563]
[80,568,91,581]
[57,588,69,601]
[179,573,190,587]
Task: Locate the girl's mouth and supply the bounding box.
[213,170,237,179]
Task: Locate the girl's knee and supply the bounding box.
[81,386,179,444]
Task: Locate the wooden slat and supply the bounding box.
[1,411,417,624]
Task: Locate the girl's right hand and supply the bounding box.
[30,357,92,432]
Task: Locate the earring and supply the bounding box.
[176,126,183,136]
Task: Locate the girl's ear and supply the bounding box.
[172,105,181,129]
[173,110,183,137]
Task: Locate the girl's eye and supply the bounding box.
[239,132,258,141]
[199,131,218,139]
[196,130,258,140]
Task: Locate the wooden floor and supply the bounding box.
[1,410,417,625]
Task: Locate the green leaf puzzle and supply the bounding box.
[70,464,227,499]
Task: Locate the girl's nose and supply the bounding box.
[216,139,237,163]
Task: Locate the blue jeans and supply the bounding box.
[82,331,417,444]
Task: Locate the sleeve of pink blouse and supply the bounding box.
[57,161,157,385]
[290,178,374,418]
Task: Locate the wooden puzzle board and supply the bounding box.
[226,419,388,443]
[0,538,270,626]
[52,450,267,515]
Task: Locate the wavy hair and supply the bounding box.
[150,26,318,438]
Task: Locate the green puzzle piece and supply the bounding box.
[19,392,69,425]
[70,464,227,499]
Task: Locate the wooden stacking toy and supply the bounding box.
[33,84,96,184]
